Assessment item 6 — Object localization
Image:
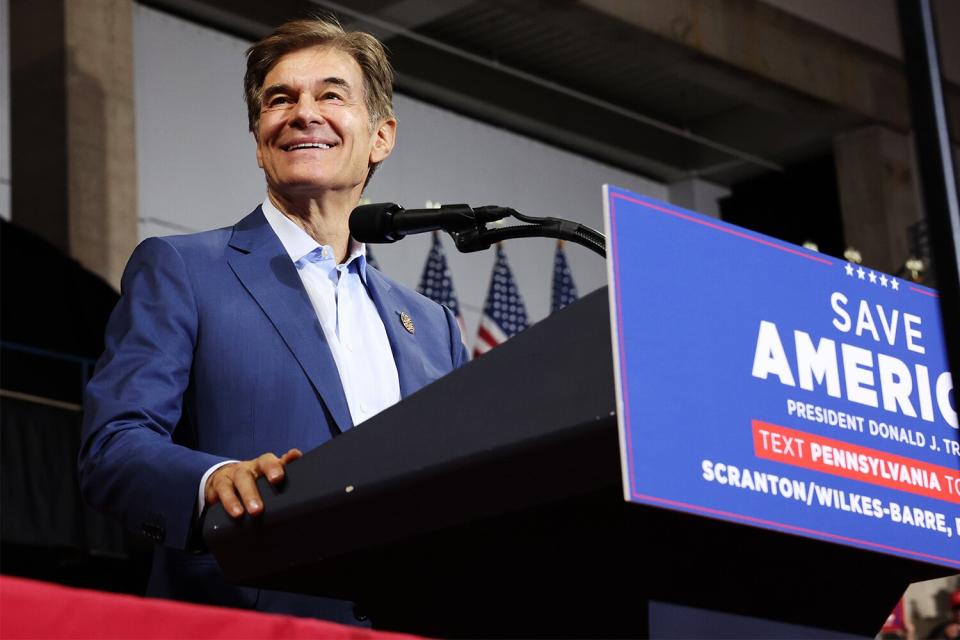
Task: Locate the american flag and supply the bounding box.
[474,244,529,357]
[551,240,578,312]
[417,232,467,346]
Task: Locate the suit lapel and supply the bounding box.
[226,207,353,433]
[365,268,428,398]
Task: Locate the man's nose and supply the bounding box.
[290,95,325,127]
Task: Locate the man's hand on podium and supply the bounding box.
[204,449,303,518]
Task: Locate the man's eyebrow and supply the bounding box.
[320,77,351,91]
[261,84,292,101]
[261,77,352,101]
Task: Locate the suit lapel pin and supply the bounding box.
[399,311,415,334]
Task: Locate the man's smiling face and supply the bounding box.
[254,44,395,200]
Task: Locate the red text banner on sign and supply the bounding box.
[752,420,960,504]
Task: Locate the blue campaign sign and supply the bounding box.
[604,185,959,569]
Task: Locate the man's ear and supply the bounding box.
[254,131,264,168]
[369,117,397,165]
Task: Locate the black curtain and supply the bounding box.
[1,219,149,593]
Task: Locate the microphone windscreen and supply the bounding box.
[350,203,402,243]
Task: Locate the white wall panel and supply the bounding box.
[365,93,666,340]
[134,5,262,235]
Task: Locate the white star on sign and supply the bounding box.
[868,271,877,283]
[891,278,900,291]
[845,263,855,276]
[857,267,866,280]
[879,274,889,287]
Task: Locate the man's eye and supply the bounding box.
[322,92,343,101]
[266,96,292,107]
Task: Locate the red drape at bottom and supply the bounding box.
[0,576,423,640]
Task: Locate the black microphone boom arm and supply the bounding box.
[449,210,606,257]
[350,202,606,257]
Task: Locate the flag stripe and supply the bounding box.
[473,245,528,356]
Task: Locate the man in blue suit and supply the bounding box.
[79,18,467,623]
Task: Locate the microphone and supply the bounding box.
[350,203,512,243]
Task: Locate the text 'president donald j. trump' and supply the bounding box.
[79,16,469,623]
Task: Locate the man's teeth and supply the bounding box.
[289,143,332,150]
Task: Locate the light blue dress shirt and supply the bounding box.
[260,196,401,424]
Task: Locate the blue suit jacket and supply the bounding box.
[79,207,468,621]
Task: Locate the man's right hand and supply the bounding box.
[204,448,303,518]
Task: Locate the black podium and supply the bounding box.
[204,289,948,638]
